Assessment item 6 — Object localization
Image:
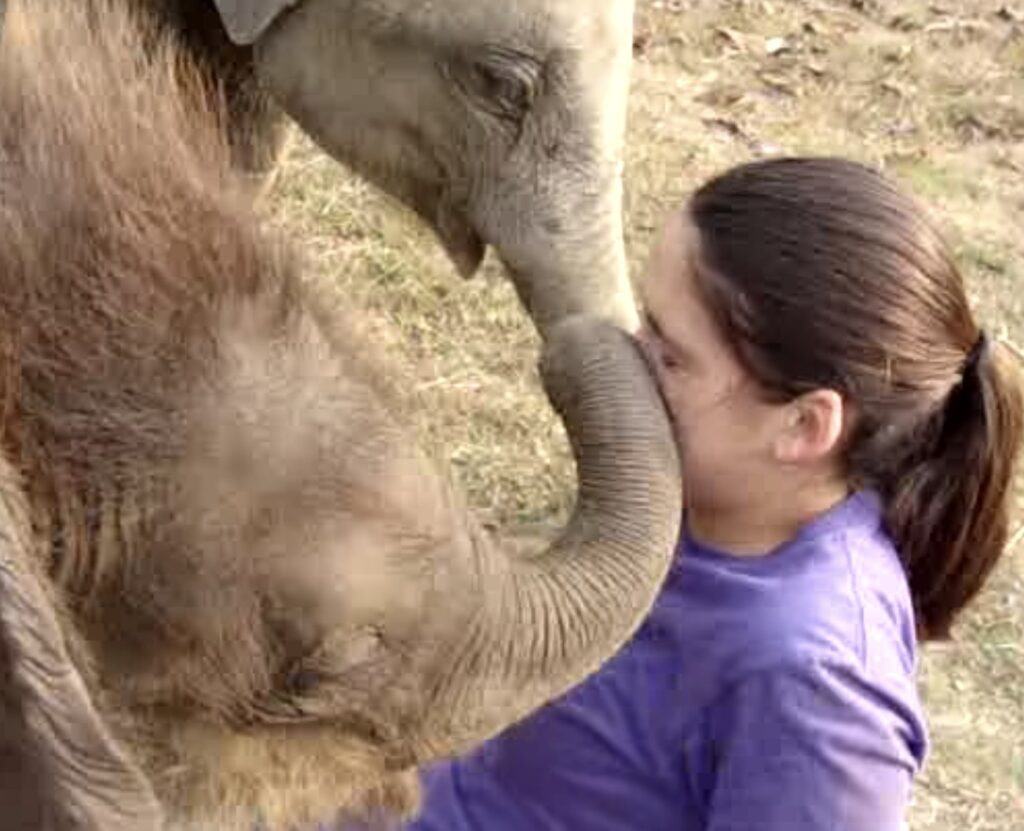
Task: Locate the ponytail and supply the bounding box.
[882,338,1024,640]
[688,157,1024,641]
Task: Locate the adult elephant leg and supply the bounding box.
[0,454,162,830]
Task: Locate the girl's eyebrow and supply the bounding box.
[642,309,666,338]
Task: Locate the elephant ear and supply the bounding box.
[212,0,303,45]
[0,459,162,829]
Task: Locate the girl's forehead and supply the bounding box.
[656,209,694,260]
[643,211,703,309]
[644,211,750,371]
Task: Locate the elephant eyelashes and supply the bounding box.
[473,61,535,116]
[448,48,540,124]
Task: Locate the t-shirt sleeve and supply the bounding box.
[706,659,923,831]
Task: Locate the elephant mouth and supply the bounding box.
[435,199,486,279]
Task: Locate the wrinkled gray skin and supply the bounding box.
[144,0,639,335]
[0,3,679,830]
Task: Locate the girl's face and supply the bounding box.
[637,211,788,515]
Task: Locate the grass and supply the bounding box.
[266,1,1024,827]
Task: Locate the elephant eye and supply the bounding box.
[448,48,541,123]
[286,665,324,696]
[472,61,535,114]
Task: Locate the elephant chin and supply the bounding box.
[435,200,486,279]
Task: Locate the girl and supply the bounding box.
[395,157,1024,829]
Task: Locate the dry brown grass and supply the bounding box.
[266,1,1023,827]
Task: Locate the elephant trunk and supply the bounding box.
[413,316,682,760]
[480,159,639,339]
[504,202,639,337]
[490,2,638,338]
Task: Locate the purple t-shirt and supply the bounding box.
[400,490,928,830]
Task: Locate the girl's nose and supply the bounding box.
[636,325,662,372]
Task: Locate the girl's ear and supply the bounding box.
[773,389,845,466]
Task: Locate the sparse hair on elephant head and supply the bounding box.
[0,2,680,829]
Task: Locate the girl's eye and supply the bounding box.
[660,351,684,372]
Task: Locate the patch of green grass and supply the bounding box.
[891,158,980,201]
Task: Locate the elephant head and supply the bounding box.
[210,0,639,335]
[0,315,682,831]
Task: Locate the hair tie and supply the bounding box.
[963,332,989,376]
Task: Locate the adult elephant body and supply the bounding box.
[134,0,640,335]
[0,3,680,830]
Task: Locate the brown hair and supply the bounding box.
[688,156,1023,640]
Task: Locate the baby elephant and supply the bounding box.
[0,2,680,830]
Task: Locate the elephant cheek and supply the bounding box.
[436,196,486,279]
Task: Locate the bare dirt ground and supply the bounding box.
[268,2,1024,827]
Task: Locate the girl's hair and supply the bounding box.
[688,157,1023,640]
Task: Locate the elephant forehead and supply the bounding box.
[343,0,634,53]
[562,0,636,49]
[267,519,433,625]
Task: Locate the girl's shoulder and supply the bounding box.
[660,491,919,704]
